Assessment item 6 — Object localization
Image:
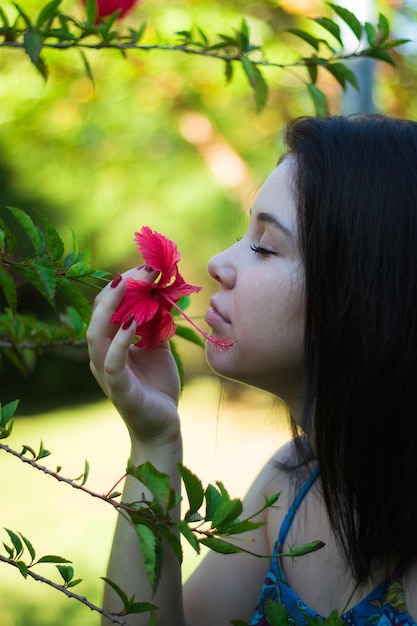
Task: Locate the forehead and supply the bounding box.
[252,157,297,233]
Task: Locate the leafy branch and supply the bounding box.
[0,398,326,623]
[0,1,410,113]
[0,204,109,374]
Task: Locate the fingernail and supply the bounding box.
[122,314,135,330]
[111,274,122,288]
[144,265,154,272]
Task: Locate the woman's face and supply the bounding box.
[205,157,305,403]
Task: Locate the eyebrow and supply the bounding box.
[254,210,295,240]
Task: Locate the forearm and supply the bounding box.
[102,436,186,626]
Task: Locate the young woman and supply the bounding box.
[87,115,417,625]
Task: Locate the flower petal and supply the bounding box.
[135,306,177,349]
[163,272,202,302]
[111,279,158,325]
[135,227,180,285]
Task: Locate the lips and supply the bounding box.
[205,298,231,326]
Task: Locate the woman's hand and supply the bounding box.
[87,267,181,446]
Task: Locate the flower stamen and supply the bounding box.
[167,298,235,352]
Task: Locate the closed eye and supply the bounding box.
[250,243,277,256]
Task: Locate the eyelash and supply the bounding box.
[250,243,277,256]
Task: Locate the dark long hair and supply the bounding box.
[285,115,417,582]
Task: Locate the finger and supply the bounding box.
[102,316,138,397]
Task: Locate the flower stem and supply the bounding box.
[167,299,234,351]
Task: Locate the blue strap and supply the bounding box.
[278,467,319,548]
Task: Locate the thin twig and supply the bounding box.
[0,39,363,68]
[0,443,120,510]
[0,554,129,625]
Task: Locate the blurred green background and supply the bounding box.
[0,0,417,623]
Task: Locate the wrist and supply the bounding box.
[128,432,183,468]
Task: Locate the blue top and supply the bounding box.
[250,467,416,625]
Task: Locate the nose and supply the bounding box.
[207,246,237,289]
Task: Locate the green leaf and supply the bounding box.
[240,57,268,111]
[79,50,95,88]
[328,4,363,41]
[0,400,19,427]
[57,277,92,324]
[133,462,176,515]
[16,560,28,578]
[23,28,43,65]
[85,0,98,26]
[6,207,41,252]
[325,62,358,90]
[35,211,65,262]
[13,3,32,28]
[56,564,74,584]
[364,22,377,47]
[280,540,325,558]
[377,13,390,42]
[383,38,411,50]
[312,17,342,46]
[129,21,147,44]
[36,440,51,461]
[36,0,61,29]
[265,599,289,626]
[31,260,57,300]
[73,460,90,486]
[13,264,55,307]
[178,464,204,516]
[0,419,14,440]
[135,524,162,594]
[66,262,93,278]
[0,219,17,254]
[211,499,243,530]
[304,57,318,84]
[0,7,10,28]
[204,484,223,521]
[124,601,158,615]
[101,577,130,608]
[4,529,23,557]
[67,578,83,587]
[175,520,200,553]
[307,84,329,116]
[199,536,242,554]
[20,533,36,562]
[36,554,72,564]
[287,28,321,51]
[225,60,234,83]
[223,519,264,535]
[174,325,205,348]
[71,230,79,263]
[235,19,250,53]
[361,47,396,66]
[0,268,17,314]
[156,524,183,564]
[3,542,14,558]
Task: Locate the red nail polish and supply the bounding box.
[122,314,135,329]
[111,274,122,288]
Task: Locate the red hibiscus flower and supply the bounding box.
[111,226,233,350]
[81,0,140,19]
